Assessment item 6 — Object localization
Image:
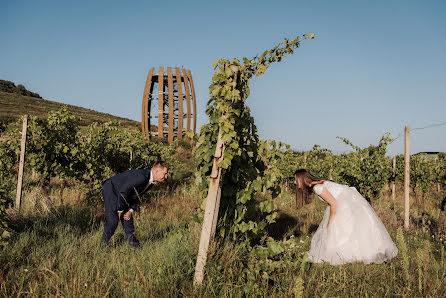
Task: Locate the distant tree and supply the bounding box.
[15,84,26,95]
[0,80,16,93]
[0,79,41,98]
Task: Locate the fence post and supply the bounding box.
[15,115,28,210]
[392,157,396,201]
[193,67,236,286]
[193,130,225,286]
[404,126,410,230]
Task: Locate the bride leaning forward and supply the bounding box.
[294,169,398,265]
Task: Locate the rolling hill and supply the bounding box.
[0,80,140,130]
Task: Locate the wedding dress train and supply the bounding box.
[308,181,398,265]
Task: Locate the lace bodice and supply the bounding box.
[313,183,325,196]
[312,180,347,201]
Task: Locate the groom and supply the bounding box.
[100,161,169,248]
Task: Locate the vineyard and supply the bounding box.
[1,36,446,296]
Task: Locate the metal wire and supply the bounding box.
[389,120,446,144]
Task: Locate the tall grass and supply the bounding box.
[1,183,201,297]
[1,182,445,296]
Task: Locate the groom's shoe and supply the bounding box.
[99,240,109,249]
[126,234,140,249]
[128,240,140,249]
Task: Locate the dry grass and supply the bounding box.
[0,91,140,130]
[1,180,446,296]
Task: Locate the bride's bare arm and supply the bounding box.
[318,188,337,227]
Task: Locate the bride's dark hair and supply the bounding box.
[294,169,326,208]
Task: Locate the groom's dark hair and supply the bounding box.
[153,161,169,169]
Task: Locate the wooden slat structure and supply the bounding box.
[175,68,184,140]
[167,67,174,143]
[157,67,164,138]
[141,68,154,137]
[141,66,196,143]
[182,68,192,140]
[187,70,197,134]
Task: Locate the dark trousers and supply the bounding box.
[101,181,137,244]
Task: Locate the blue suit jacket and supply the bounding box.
[106,169,152,211]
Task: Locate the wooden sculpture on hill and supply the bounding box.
[141,67,197,143]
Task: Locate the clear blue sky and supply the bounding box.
[1,0,445,156]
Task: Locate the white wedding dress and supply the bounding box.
[308,181,398,265]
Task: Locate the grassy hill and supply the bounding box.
[0,91,141,130]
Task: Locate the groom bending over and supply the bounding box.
[100,161,169,248]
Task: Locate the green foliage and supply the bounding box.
[335,134,393,200]
[195,35,314,241]
[26,108,80,181]
[239,237,308,296]
[259,134,397,203]
[75,122,175,189]
[410,154,436,193]
[2,107,179,195]
[433,152,446,188]
[0,119,21,246]
[0,193,10,247]
[260,140,298,185]
[394,153,446,191]
[0,122,20,186]
[23,108,176,191]
[74,121,128,189]
[0,118,12,133]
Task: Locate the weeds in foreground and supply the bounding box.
[1,183,445,296]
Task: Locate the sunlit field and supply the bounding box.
[1,179,445,297]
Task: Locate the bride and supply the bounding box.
[294,169,398,265]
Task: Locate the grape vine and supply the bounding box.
[195,34,315,241]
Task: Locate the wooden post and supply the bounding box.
[404,126,410,230]
[15,115,28,209]
[194,68,236,286]
[193,131,225,286]
[210,180,222,239]
[391,157,396,201]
